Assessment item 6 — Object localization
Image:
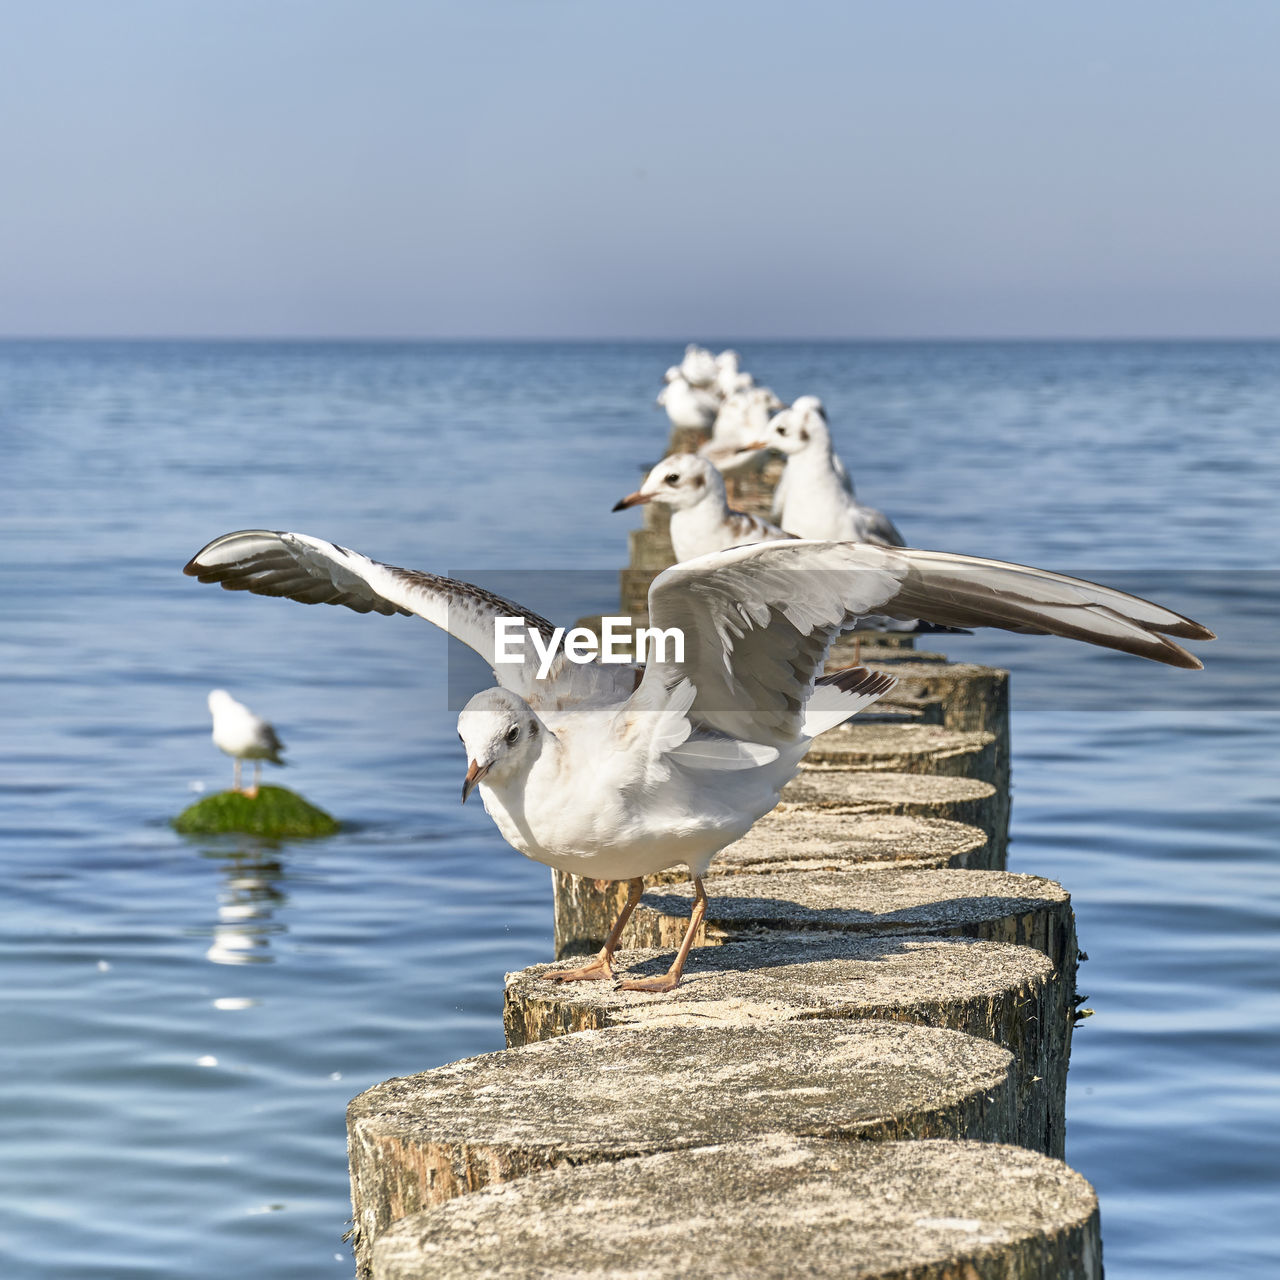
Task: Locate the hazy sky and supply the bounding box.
[3,1,1280,338]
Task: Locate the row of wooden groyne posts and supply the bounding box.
[346,448,1102,1279]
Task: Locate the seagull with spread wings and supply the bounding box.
[184,531,1212,991]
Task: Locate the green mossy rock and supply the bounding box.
[172,785,339,838]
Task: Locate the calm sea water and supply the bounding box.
[1,341,1277,1278]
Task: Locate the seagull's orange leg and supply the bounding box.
[548,877,645,983]
[245,761,261,799]
[615,876,708,994]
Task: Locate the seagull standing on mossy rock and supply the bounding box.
[207,689,286,797]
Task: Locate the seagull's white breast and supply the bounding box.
[211,702,277,760]
[474,720,790,881]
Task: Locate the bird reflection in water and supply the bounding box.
[200,838,288,965]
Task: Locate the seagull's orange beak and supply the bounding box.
[611,491,654,512]
[462,759,490,803]
[742,440,769,450]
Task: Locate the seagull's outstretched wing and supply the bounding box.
[183,530,635,708]
[630,540,1214,748]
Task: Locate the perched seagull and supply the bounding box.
[206,689,286,797]
[700,386,786,493]
[715,349,754,398]
[679,343,720,390]
[613,454,966,647]
[657,376,722,433]
[185,531,1211,991]
[769,396,850,502]
[613,453,794,562]
[767,397,904,546]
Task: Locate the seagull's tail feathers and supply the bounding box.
[263,727,286,765]
[801,666,899,738]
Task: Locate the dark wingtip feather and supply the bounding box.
[1155,617,1215,642]
[183,529,287,581]
[910,622,974,636]
[818,665,900,698]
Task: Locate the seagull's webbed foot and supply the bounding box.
[548,952,616,983]
[614,971,680,994]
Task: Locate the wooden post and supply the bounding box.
[799,724,1009,849]
[370,1138,1101,1280]
[802,722,999,778]
[860,660,1010,736]
[506,932,1073,1156]
[348,1022,1018,1277]
[780,770,1005,863]
[553,812,995,958]
[622,865,1078,979]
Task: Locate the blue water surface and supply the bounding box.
[1,340,1277,1278]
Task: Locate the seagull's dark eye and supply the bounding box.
[665,473,679,485]
[777,427,788,436]
[505,725,520,744]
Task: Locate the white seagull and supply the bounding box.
[678,343,720,389]
[767,397,904,546]
[184,530,1212,991]
[699,386,786,490]
[613,453,794,563]
[613,454,966,645]
[657,376,722,433]
[207,689,286,796]
[714,349,754,398]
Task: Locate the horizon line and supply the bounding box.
[3,333,1280,345]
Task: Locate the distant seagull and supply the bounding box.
[679,343,720,389]
[767,397,905,546]
[700,386,786,492]
[186,529,1211,991]
[657,376,721,432]
[207,690,285,797]
[613,453,966,648]
[613,452,793,562]
[714,349,754,398]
